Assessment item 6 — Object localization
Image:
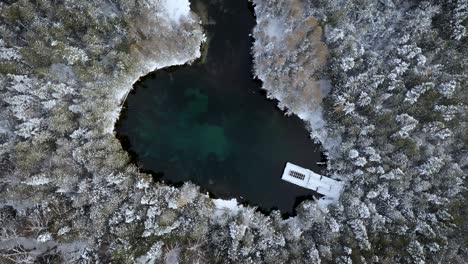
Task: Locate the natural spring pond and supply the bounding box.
[116,0,324,214]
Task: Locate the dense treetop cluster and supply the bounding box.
[253,0,467,262]
[0,0,466,263]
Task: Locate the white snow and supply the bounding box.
[125,208,137,223]
[58,226,71,236]
[22,174,51,186]
[107,32,206,134]
[135,178,150,190]
[354,157,367,167]
[212,198,241,217]
[0,47,21,61]
[395,114,418,138]
[348,149,359,159]
[438,81,457,98]
[213,198,239,211]
[136,241,164,264]
[162,0,191,23]
[103,0,206,135]
[63,46,89,65]
[295,106,342,157]
[265,19,286,40]
[108,58,200,134]
[37,232,52,242]
[107,58,198,134]
[317,197,336,208]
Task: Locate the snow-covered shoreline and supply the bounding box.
[250,0,342,159]
[0,0,465,262]
[107,52,204,134]
[105,0,206,134]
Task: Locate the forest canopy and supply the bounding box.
[0,0,466,263]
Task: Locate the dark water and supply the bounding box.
[116,0,324,214]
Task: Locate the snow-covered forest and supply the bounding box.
[0,0,466,263]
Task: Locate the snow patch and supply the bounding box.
[265,19,286,40]
[107,58,199,134]
[22,174,51,186]
[213,198,241,217]
[58,226,71,236]
[213,198,239,211]
[106,32,206,134]
[37,232,52,242]
[162,0,191,23]
[136,241,164,264]
[135,178,150,190]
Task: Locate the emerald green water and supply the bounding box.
[116,0,324,214]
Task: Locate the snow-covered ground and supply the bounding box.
[162,0,191,23]
[251,0,342,158]
[212,198,241,217]
[107,55,204,134]
[105,0,206,134]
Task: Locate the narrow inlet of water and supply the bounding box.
[116,0,325,214]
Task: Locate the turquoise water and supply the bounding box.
[116,0,324,214]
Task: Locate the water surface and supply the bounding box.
[116,0,324,214]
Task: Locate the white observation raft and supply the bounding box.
[281,162,343,203]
